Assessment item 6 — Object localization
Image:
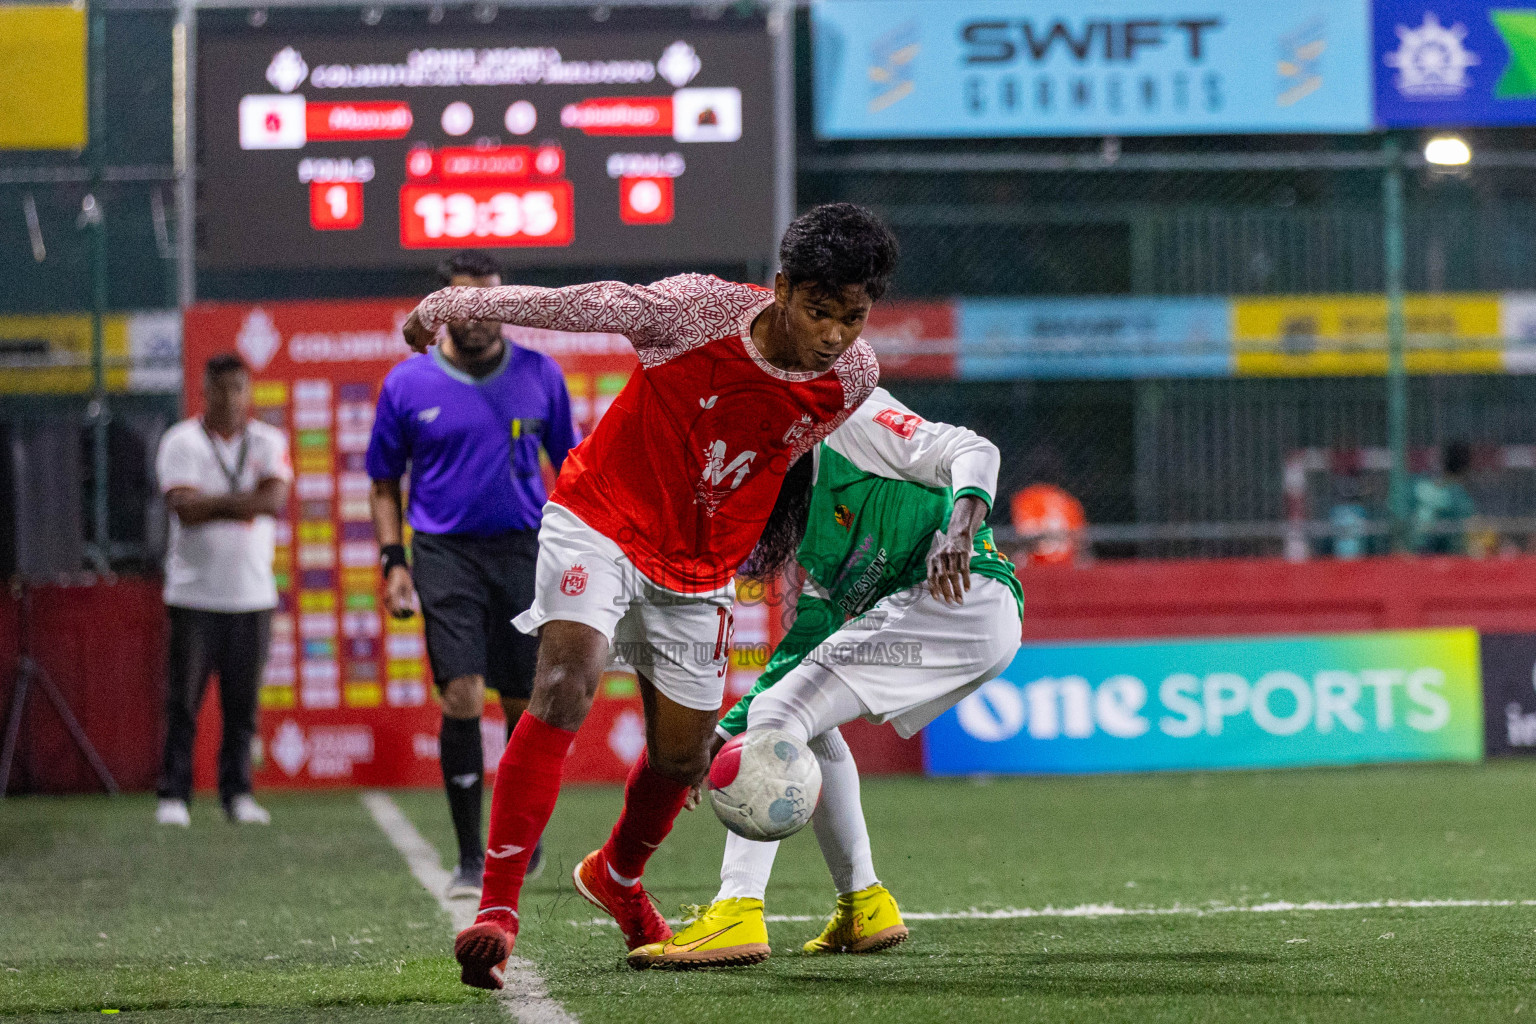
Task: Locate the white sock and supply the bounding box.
[715,829,779,902]
[808,729,879,895]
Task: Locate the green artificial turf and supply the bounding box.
[0,791,488,1020]
[7,761,1536,1023]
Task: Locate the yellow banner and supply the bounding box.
[0,312,180,394]
[0,314,129,393]
[1234,294,1502,375]
[0,4,87,151]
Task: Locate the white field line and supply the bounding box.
[571,897,1536,929]
[361,791,578,1024]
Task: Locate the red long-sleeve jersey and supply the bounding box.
[414,274,880,592]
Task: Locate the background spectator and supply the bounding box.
[1010,483,1086,566]
[1412,440,1478,555]
[153,353,292,826]
[1325,467,1384,560]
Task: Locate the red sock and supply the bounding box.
[477,713,575,923]
[600,750,691,883]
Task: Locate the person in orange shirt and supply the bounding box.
[1010,483,1086,566]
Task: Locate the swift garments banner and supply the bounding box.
[812,0,1374,138]
[183,298,776,788]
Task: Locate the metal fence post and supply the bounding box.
[88,2,111,574]
[1383,136,1409,552]
[770,0,795,275]
[173,0,196,310]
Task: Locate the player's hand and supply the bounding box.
[384,565,417,619]
[402,309,438,353]
[925,528,973,606]
[685,733,724,811]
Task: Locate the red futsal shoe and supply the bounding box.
[572,849,673,950]
[454,911,516,990]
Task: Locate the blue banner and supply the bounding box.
[957,296,1232,379]
[1374,2,1536,126]
[924,629,1484,775]
[813,0,1375,138]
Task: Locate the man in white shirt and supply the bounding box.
[154,353,292,826]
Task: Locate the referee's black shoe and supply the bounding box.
[526,839,545,882]
[446,857,484,900]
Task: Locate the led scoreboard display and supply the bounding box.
[198,12,774,270]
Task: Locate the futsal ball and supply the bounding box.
[708,729,822,842]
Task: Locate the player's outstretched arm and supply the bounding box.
[825,387,1000,507]
[402,274,756,358]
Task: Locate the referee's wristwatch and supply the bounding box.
[381,543,408,575]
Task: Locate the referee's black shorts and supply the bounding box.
[410,529,539,699]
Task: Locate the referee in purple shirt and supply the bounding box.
[367,251,578,898]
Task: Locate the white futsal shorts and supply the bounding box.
[512,503,736,712]
[792,575,1023,738]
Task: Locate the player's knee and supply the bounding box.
[439,675,485,719]
[528,660,601,730]
[647,738,710,785]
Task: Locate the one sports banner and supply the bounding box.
[925,628,1483,775]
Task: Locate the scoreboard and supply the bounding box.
[198,13,775,271]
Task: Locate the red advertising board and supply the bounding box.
[184,299,780,789]
[862,300,958,379]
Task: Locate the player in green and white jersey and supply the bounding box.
[629,388,1023,970]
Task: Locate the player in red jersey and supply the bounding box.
[399,204,899,988]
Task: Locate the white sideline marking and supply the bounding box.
[571,897,1536,928]
[361,791,578,1024]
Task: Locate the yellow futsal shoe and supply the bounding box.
[803,883,909,955]
[626,898,770,970]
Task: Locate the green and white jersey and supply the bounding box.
[798,388,1022,620]
[718,388,1023,736]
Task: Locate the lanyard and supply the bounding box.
[201,420,250,493]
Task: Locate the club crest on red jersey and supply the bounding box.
[560,564,589,596]
[874,407,922,439]
[781,413,812,446]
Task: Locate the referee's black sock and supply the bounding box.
[440,715,485,869]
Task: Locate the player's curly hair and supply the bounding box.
[738,453,814,582]
[779,203,900,301]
